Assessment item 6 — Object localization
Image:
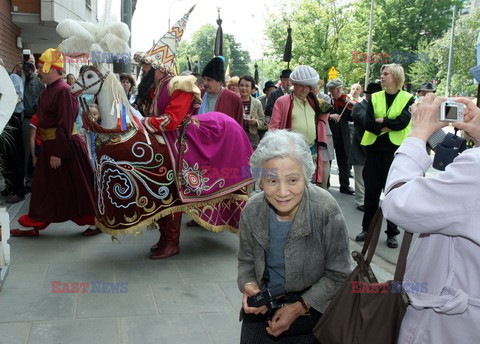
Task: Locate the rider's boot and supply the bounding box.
[150,215,174,253]
[150,212,182,259]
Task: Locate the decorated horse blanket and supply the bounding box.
[90,112,254,236]
[162,112,254,202]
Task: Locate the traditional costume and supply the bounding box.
[106,7,253,258]
[10,48,99,237]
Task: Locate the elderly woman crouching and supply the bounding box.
[237,130,351,343]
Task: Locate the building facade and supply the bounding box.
[1,0,98,72]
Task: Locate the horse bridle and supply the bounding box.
[75,66,110,97]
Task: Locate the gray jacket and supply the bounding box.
[237,184,351,313]
[246,96,267,135]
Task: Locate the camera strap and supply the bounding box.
[432,129,467,171]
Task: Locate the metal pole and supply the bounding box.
[446,5,456,97]
[113,0,132,74]
[365,0,374,88]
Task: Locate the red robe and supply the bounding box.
[29,78,95,223]
[215,88,244,126]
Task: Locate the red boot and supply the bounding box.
[150,212,182,259]
[150,215,171,253]
[18,215,49,231]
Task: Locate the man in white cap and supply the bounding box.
[269,65,332,187]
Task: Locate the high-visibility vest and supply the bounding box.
[361,90,412,146]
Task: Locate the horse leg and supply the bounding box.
[150,212,182,259]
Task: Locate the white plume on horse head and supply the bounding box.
[56,0,130,59]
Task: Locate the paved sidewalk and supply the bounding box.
[0,184,395,344]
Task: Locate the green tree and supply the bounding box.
[263,0,462,91]
[224,33,251,77]
[176,24,251,77]
[409,7,479,96]
[406,40,439,92]
[176,24,216,73]
[342,0,462,86]
[264,0,353,88]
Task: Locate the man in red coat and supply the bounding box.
[10,48,100,237]
[198,56,243,126]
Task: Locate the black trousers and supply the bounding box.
[362,149,399,237]
[1,112,25,196]
[334,135,350,189]
[241,308,322,344]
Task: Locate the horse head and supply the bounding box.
[70,65,110,98]
[71,65,130,130]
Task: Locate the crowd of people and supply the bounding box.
[1,37,479,343]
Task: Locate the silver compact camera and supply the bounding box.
[439,99,464,123]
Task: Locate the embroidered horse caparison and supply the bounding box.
[71,66,254,236]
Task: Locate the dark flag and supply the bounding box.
[254,63,259,85]
[283,26,292,69]
[186,56,192,71]
[214,8,223,57]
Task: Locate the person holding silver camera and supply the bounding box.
[237,130,351,343]
[382,93,480,343]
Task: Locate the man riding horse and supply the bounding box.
[75,7,254,259]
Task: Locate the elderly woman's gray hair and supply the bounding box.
[250,129,315,180]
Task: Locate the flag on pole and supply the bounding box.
[225,63,231,77]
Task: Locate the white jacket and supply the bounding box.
[382,137,480,344]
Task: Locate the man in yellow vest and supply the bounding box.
[355,64,414,248]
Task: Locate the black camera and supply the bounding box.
[22,49,34,73]
[247,285,287,310]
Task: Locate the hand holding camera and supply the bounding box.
[453,98,480,147]
[439,99,465,123]
[22,49,35,74]
[242,282,268,315]
[246,285,286,310]
[409,93,448,142]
